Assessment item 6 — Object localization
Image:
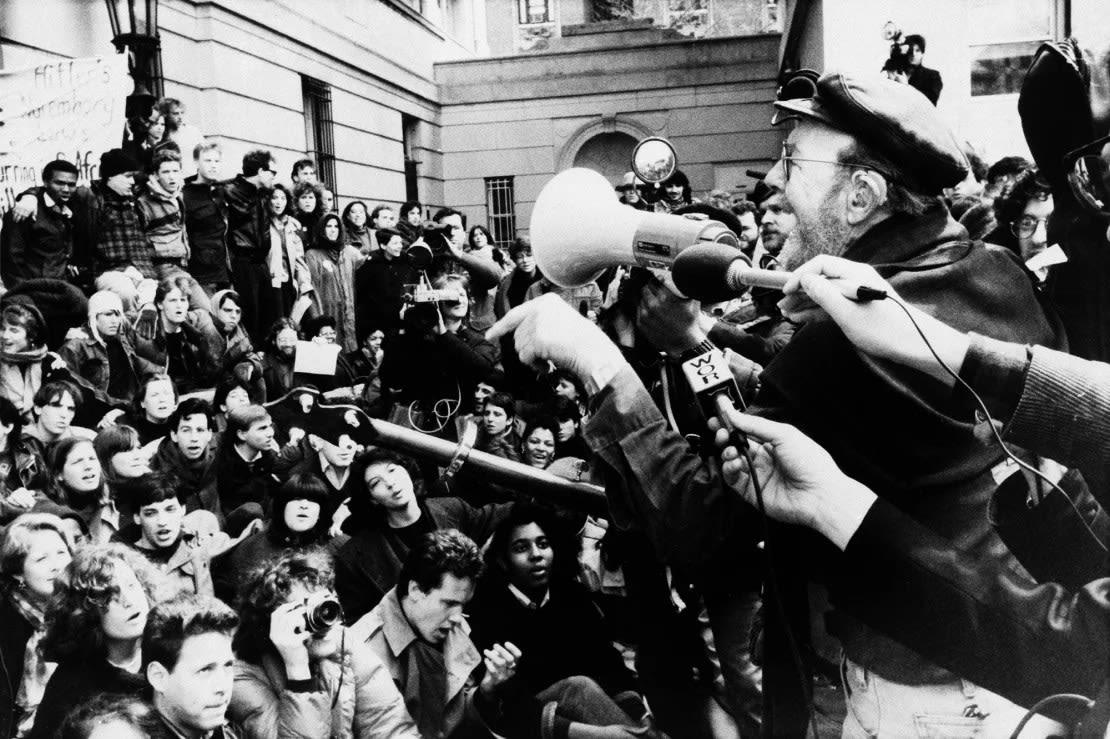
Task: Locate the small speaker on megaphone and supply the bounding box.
[531,168,739,288]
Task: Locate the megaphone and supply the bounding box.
[530,167,739,288]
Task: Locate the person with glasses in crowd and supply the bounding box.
[987,169,1055,279]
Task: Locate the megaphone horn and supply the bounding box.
[530,167,739,288]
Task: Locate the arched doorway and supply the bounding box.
[572,131,639,186]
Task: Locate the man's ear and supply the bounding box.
[147,661,168,693]
[845,170,889,225]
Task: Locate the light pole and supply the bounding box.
[104,0,163,119]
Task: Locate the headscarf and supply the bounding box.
[86,290,125,346]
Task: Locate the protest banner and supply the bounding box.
[0,54,130,217]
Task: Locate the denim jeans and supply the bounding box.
[841,657,1067,739]
[536,675,637,727]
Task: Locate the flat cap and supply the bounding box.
[774,72,969,193]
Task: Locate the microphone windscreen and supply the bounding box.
[673,242,746,302]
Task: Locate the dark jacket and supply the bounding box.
[58,330,160,406]
[222,176,270,262]
[908,64,943,105]
[353,251,419,341]
[0,190,74,288]
[468,577,639,699]
[335,497,509,623]
[133,312,223,392]
[379,325,498,407]
[0,594,34,739]
[28,656,146,739]
[214,442,278,518]
[183,177,231,285]
[150,436,221,517]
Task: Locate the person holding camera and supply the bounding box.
[229,549,420,739]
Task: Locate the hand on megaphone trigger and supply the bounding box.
[636,280,710,356]
[779,256,971,384]
[487,294,629,391]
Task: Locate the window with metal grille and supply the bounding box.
[518,0,552,24]
[485,177,517,248]
[301,76,337,191]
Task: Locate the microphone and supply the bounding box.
[680,347,745,422]
[672,242,887,303]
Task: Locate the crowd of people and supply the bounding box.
[0,34,1108,739]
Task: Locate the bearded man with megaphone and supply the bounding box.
[498,70,1068,737]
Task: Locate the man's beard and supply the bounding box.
[778,200,855,271]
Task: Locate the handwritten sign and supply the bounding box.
[0,55,130,216]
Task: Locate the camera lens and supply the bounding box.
[303,593,343,634]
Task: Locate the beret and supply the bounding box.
[774,72,969,193]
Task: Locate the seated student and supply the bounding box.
[21,381,96,460]
[350,529,645,739]
[214,473,339,602]
[53,694,164,739]
[0,302,53,421]
[468,505,652,724]
[117,374,178,446]
[41,437,120,544]
[29,544,157,739]
[0,396,46,522]
[295,314,358,398]
[150,398,220,517]
[0,513,74,737]
[259,318,298,401]
[229,550,420,739]
[119,472,224,598]
[334,448,509,623]
[214,405,278,531]
[58,290,160,408]
[273,409,362,530]
[548,398,589,462]
[142,594,240,739]
[94,424,152,523]
[519,415,559,470]
[477,391,520,462]
[133,275,221,393]
[208,289,265,400]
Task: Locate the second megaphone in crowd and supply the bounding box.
[530,167,739,288]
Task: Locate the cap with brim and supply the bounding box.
[772,72,969,194]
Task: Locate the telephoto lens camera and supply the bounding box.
[303,591,343,634]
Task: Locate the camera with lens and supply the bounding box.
[402,283,461,305]
[302,591,343,634]
[403,221,455,269]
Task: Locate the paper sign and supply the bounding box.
[293,341,339,375]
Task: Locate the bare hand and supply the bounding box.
[11,195,37,222]
[269,601,312,678]
[479,642,522,695]
[709,409,876,550]
[287,427,306,445]
[635,279,706,356]
[133,305,159,341]
[98,409,126,429]
[5,487,36,510]
[487,294,626,382]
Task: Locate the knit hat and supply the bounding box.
[99,149,141,180]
